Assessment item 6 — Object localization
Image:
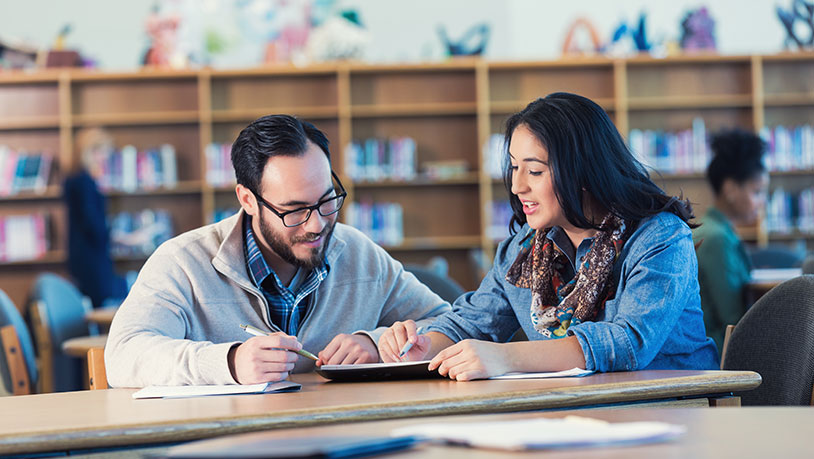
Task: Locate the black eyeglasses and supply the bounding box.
[252,171,347,227]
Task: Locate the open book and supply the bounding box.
[132,380,301,399]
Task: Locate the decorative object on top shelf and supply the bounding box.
[679,7,717,52]
[0,147,53,197]
[0,36,38,69]
[205,143,236,187]
[606,13,654,56]
[0,213,50,262]
[344,137,416,182]
[45,24,85,68]
[305,10,369,62]
[110,209,173,258]
[628,118,710,175]
[765,187,814,235]
[561,18,604,56]
[142,5,187,68]
[777,0,814,50]
[344,200,403,247]
[438,23,490,57]
[88,144,178,193]
[760,124,814,172]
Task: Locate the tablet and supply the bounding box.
[315,360,443,382]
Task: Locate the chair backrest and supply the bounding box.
[0,289,37,391]
[749,246,804,269]
[722,275,814,405]
[0,325,31,395]
[87,347,108,390]
[803,255,814,275]
[405,265,466,304]
[29,273,93,392]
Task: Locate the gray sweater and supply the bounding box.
[105,211,450,387]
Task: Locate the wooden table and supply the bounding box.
[0,370,760,456]
[150,407,814,459]
[85,305,118,327]
[61,334,108,358]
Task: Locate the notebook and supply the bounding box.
[490,367,594,380]
[391,415,685,450]
[132,380,301,399]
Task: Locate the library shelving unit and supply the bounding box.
[2,52,814,309]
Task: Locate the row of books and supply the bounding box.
[487,200,513,241]
[88,144,178,192]
[205,143,237,187]
[344,137,417,182]
[764,187,814,234]
[0,213,50,262]
[110,209,174,257]
[344,201,404,246]
[483,134,506,180]
[0,147,53,196]
[759,125,814,172]
[628,118,710,174]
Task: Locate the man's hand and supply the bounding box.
[317,334,379,365]
[228,333,301,384]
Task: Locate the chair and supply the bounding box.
[722,275,814,405]
[28,273,95,393]
[802,255,814,275]
[0,289,37,395]
[748,245,804,269]
[87,347,108,390]
[405,261,466,304]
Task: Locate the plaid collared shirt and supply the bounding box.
[243,215,328,336]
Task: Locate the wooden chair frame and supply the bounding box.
[0,325,31,395]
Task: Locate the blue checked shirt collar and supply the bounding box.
[243,214,329,335]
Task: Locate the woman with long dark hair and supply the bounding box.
[378,92,719,379]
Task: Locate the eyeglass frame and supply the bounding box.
[251,171,347,227]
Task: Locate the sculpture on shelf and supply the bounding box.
[679,7,717,52]
[777,0,814,50]
[438,23,490,57]
[561,18,603,56]
[142,4,187,68]
[605,13,653,56]
[305,10,369,62]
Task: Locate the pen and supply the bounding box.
[398,326,423,360]
[239,324,319,361]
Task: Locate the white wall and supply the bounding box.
[0,0,792,69]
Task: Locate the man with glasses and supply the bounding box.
[105,115,450,387]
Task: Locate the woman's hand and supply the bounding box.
[428,340,512,381]
[378,320,431,363]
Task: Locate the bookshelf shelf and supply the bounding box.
[103,181,204,197]
[212,107,338,122]
[352,173,480,188]
[627,94,753,110]
[0,250,66,267]
[383,235,482,251]
[0,186,62,201]
[73,111,200,126]
[763,94,814,106]
[0,116,61,130]
[350,102,477,118]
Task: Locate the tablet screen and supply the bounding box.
[315,360,443,382]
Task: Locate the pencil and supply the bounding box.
[398,326,424,360]
[239,324,318,361]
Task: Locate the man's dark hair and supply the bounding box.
[706,128,766,195]
[231,114,330,194]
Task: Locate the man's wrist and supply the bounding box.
[227,343,240,383]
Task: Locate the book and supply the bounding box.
[132,380,301,399]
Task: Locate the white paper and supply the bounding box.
[319,360,432,371]
[489,367,594,380]
[391,415,685,450]
[750,268,801,283]
[132,380,300,399]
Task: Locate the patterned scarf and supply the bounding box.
[506,214,628,338]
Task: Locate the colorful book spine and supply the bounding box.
[627,117,709,174]
[344,137,417,182]
[0,213,50,262]
[344,201,404,246]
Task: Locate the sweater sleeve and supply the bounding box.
[105,243,240,387]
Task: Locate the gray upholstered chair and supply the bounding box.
[405,259,465,304]
[722,275,814,405]
[802,255,814,275]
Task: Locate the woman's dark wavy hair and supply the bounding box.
[706,128,766,195]
[231,114,330,194]
[504,92,695,234]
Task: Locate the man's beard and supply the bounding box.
[257,213,335,270]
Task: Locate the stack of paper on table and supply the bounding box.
[489,367,593,379]
[132,380,300,399]
[391,415,685,450]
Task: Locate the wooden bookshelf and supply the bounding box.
[2,52,814,309]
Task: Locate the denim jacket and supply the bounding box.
[427,212,720,372]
